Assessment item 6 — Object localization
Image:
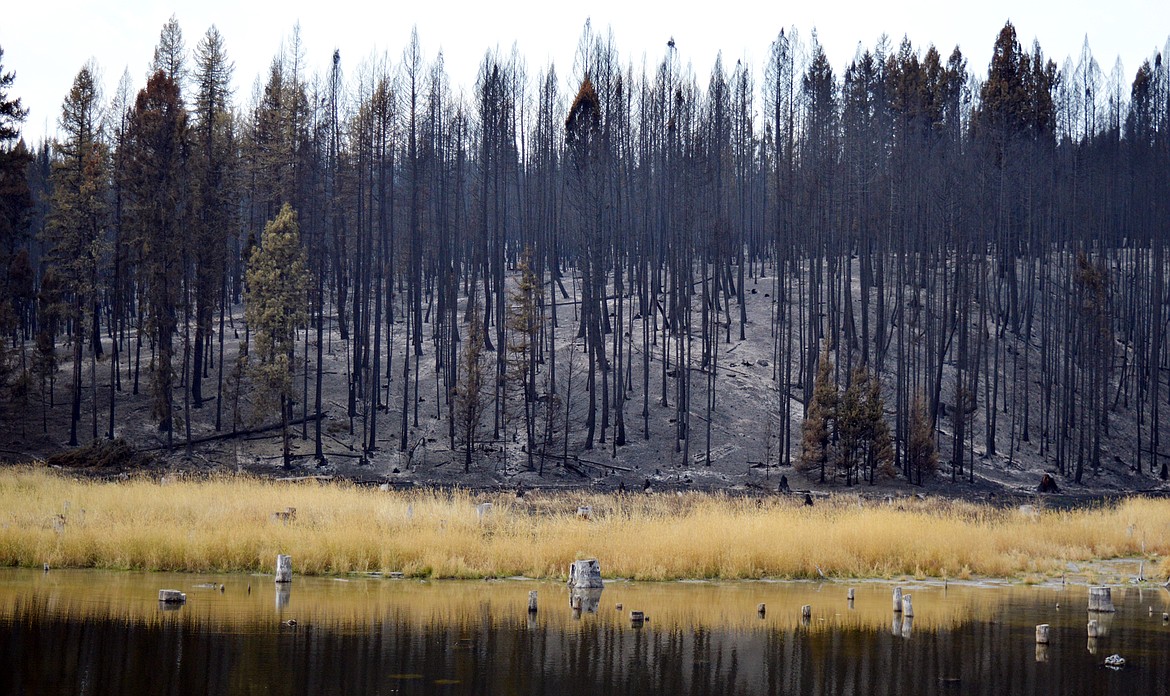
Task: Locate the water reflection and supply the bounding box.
[0,569,1167,695]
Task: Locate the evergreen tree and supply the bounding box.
[190,26,236,413]
[799,342,836,483]
[0,46,32,392]
[46,63,108,447]
[123,70,188,443]
[907,395,938,484]
[834,366,895,485]
[456,302,487,473]
[865,373,895,482]
[245,203,311,468]
[150,15,187,87]
[506,249,542,471]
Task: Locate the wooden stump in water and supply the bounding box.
[757,603,766,617]
[801,605,812,619]
[892,587,903,612]
[568,559,604,589]
[1088,586,1114,612]
[528,591,538,613]
[630,610,645,627]
[902,594,914,618]
[275,554,293,583]
[1035,624,1050,644]
[158,589,186,604]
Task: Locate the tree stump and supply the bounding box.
[1035,624,1050,644]
[275,554,293,583]
[528,590,538,613]
[801,604,812,619]
[568,559,603,588]
[757,603,766,617]
[158,589,186,604]
[902,594,914,618]
[1088,587,1114,612]
[847,588,855,601]
[892,587,903,612]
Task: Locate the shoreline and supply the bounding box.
[1,466,1167,583]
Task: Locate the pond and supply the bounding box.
[0,568,1167,695]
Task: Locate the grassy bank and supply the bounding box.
[0,468,1166,581]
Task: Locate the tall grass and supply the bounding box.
[0,468,1166,580]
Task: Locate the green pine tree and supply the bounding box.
[245,203,311,468]
[835,367,867,485]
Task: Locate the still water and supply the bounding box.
[1,568,1167,695]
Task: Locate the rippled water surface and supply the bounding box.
[1,568,1168,695]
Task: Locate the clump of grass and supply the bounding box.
[0,468,1166,581]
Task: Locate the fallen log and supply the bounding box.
[141,412,327,452]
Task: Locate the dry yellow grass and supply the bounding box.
[0,467,1166,581]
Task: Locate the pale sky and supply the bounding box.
[4,0,1169,143]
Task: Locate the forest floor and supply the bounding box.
[3,261,1169,504]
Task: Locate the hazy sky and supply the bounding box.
[4,0,1169,142]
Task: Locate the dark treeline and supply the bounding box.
[1,18,1169,487]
